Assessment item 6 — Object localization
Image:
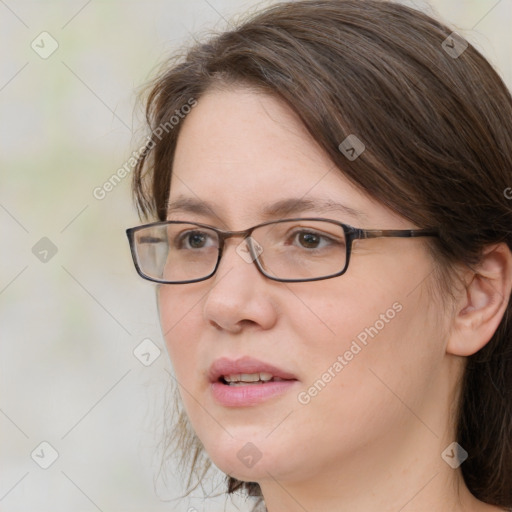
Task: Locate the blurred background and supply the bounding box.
[1,0,510,511]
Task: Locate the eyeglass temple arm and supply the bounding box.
[353,228,439,239]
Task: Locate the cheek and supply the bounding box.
[291,272,445,425]
[287,307,437,475]
[158,291,213,438]
[158,286,203,381]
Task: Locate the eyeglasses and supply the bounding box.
[126,218,439,284]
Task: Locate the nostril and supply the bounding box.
[209,319,223,331]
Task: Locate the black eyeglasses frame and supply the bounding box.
[126,218,439,284]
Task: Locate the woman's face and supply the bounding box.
[159,86,452,486]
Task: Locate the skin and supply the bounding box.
[157,86,512,512]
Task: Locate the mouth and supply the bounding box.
[208,357,299,406]
[220,372,291,386]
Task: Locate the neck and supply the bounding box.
[258,441,497,512]
[257,379,498,512]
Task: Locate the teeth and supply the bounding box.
[223,372,274,383]
[240,373,260,382]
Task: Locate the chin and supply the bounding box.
[201,435,274,480]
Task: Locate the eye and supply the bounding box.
[296,231,321,248]
[176,230,216,250]
[291,230,339,249]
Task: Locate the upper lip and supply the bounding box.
[208,356,298,382]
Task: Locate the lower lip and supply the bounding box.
[210,380,298,406]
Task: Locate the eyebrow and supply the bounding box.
[166,196,367,223]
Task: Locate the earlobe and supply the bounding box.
[447,243,512,357]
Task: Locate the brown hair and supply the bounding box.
[132,0,512,508]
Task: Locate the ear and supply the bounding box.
[447,243,512,357]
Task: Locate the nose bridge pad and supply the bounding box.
[235,235,264,265]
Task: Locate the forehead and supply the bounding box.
[172,86,323,177]
[168,87,402,229]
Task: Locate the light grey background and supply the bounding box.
[1,1,510,511]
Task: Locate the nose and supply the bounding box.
[202,237,277,333]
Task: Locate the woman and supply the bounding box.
[126,1,512,510]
